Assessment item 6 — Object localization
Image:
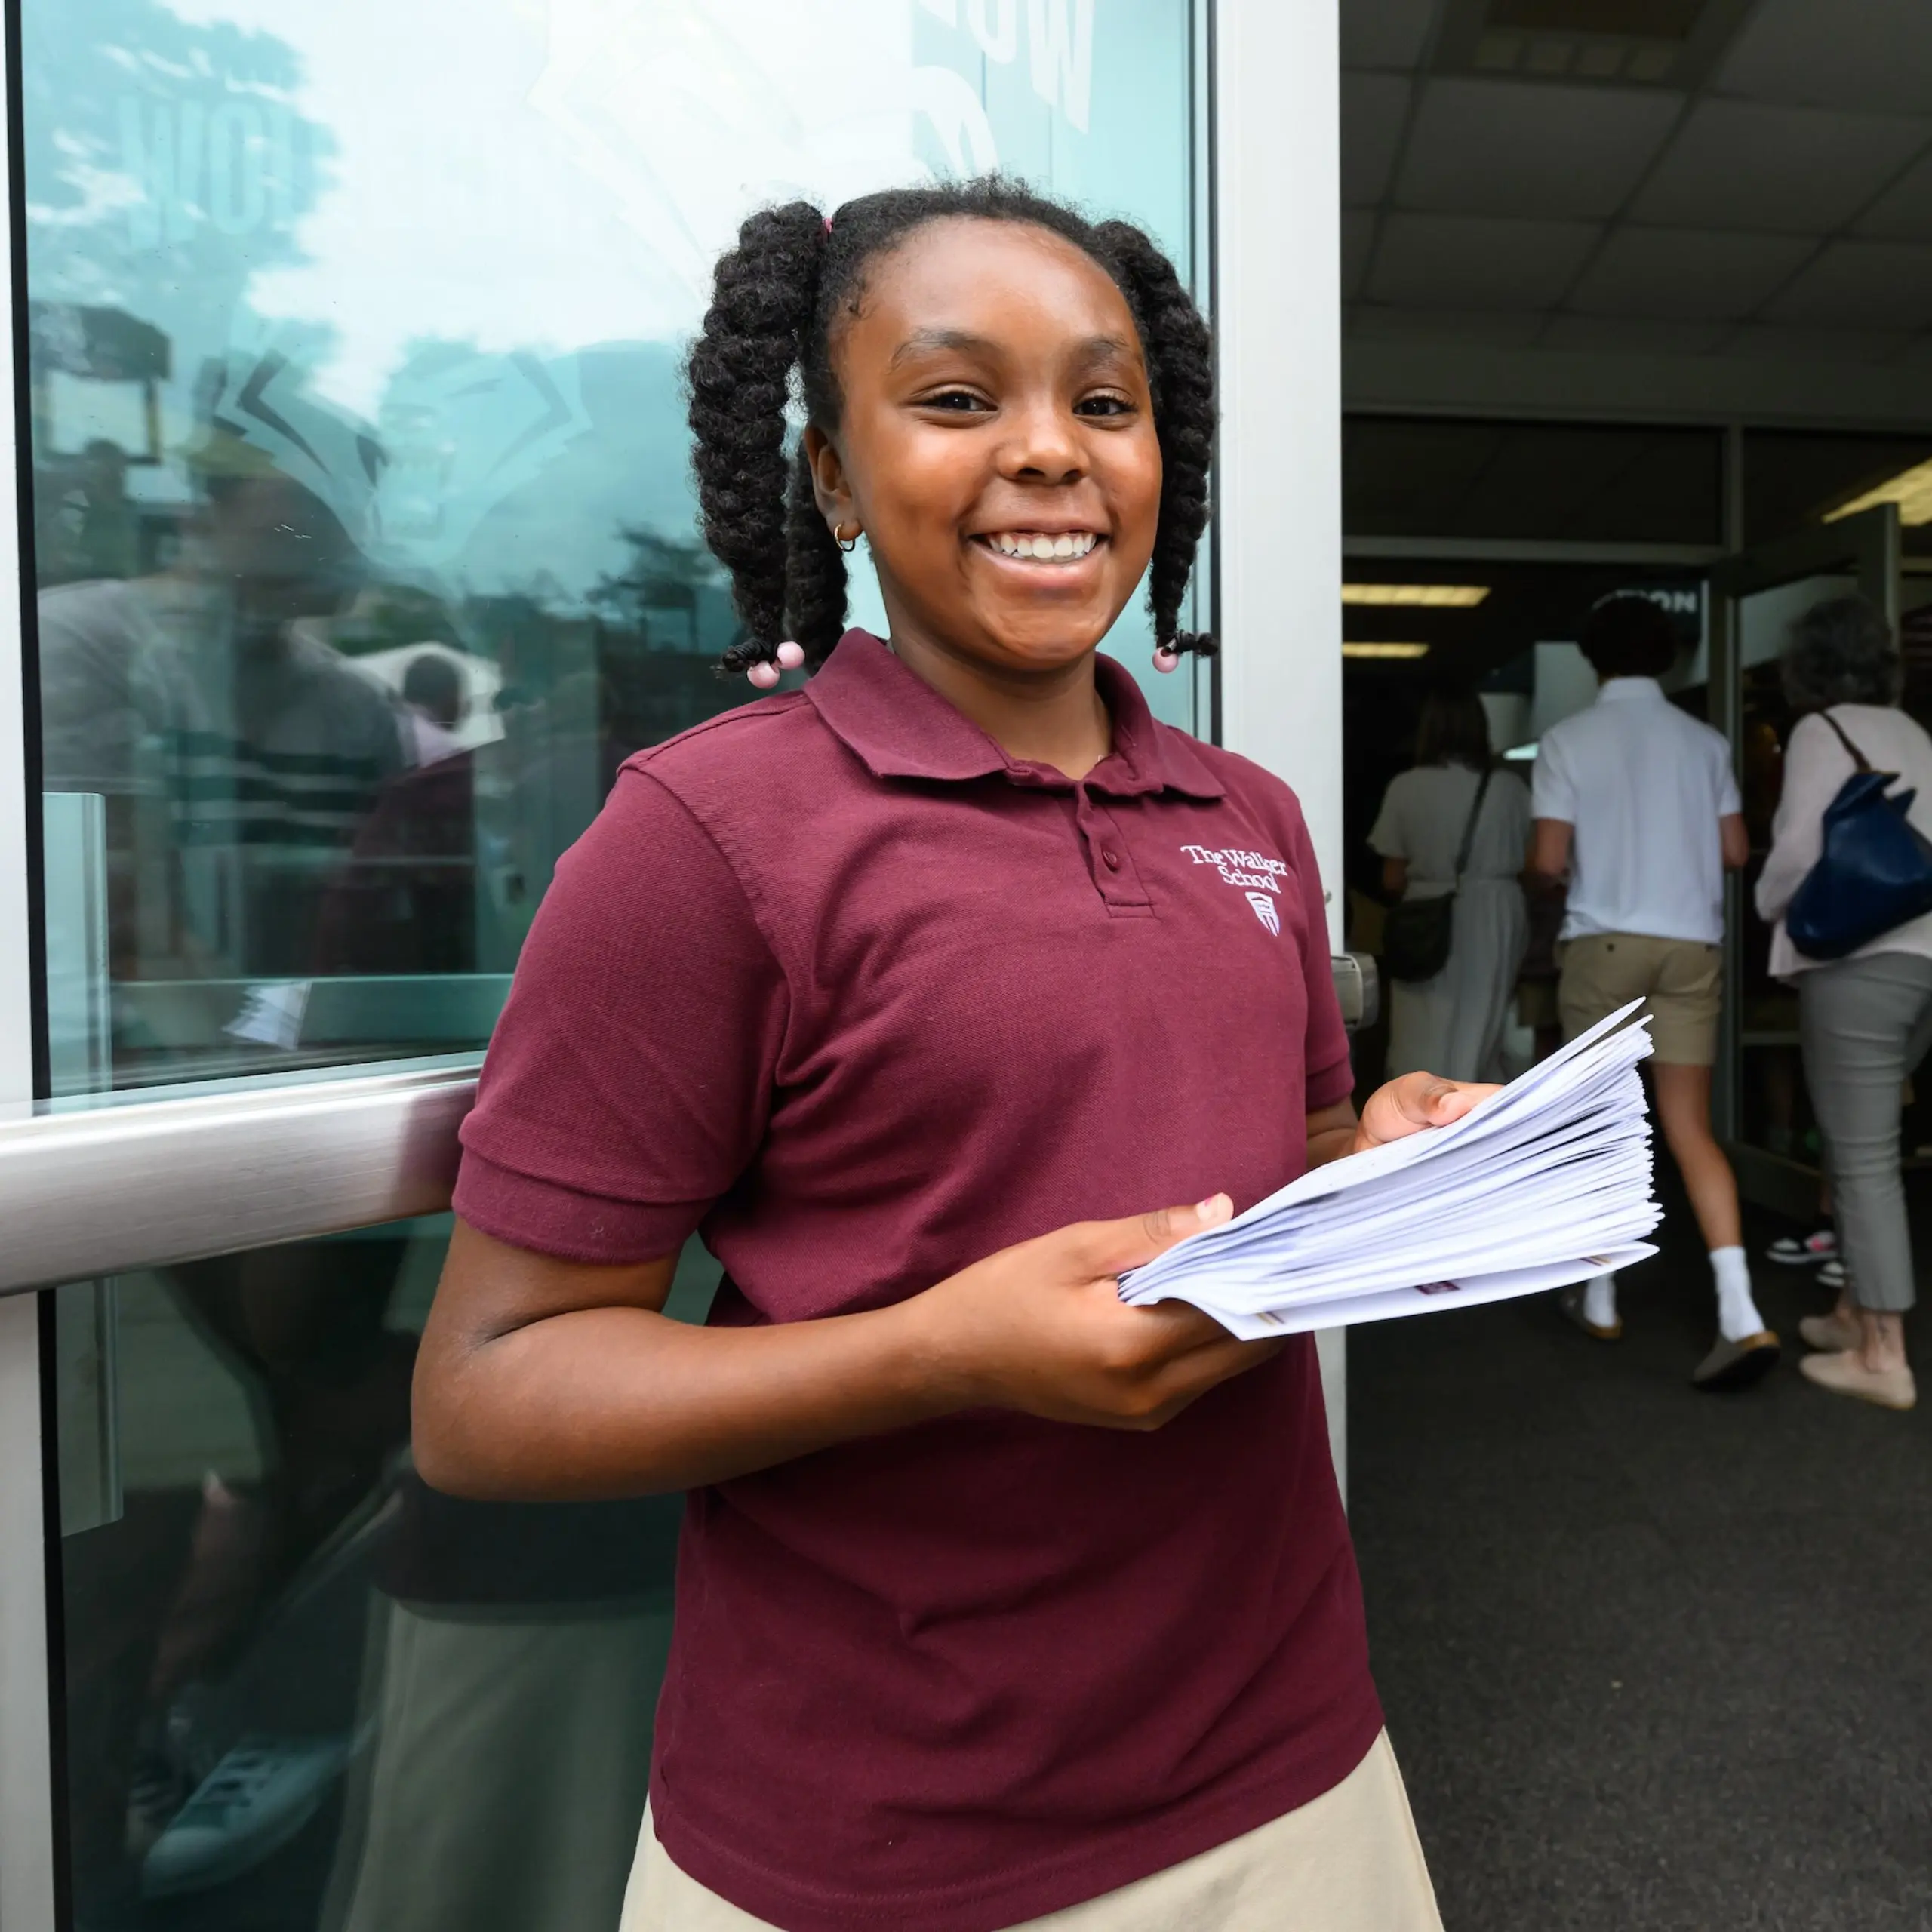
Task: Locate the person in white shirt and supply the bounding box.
[1755,596,1928,1413]
[1369,688,1531,1083]
[1531,595,1777,1391]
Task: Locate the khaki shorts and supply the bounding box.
[1558,931,1722,1066]
[620,1731,1441,1932]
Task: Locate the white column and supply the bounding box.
[0,2,58,1915]
[1211,0,1347,1495]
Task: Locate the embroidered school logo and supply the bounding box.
[1180,842,1290,935]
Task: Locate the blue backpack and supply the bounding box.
[1786,711,1932,961]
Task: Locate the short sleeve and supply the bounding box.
[454,767,787,1263]
[1292,811,1355,1112]
[1366,773,1409,859]
[1531,732,1576,823]
[1714,739,1743,817]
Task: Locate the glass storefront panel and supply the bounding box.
[26,0,1204,1098]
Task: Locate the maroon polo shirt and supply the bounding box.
[454,631,1380,1932]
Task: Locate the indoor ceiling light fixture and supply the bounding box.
[1826,460,1932,528]
[1341,584,1491,608]
[1342,641,1431,659]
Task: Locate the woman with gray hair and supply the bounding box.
[1756,595,1932,1411]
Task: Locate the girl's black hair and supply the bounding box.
[685,176,1215,674]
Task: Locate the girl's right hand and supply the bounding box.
[910,1194,1285,1430]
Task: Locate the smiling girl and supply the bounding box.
[414,179,1476,1932]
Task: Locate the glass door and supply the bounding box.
[4,5,1217,1925]
[1708,504,1899,1214]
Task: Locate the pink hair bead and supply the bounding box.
[774,641,804,669]
[746,661,781,690]
[1152,646,1180,674]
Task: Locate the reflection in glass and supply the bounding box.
[27,0,1203,1097]
[57,1224,718,1930]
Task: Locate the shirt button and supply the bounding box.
[1102,849,1121,871]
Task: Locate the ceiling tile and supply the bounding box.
[1340,0,1438,71]
[1343,211,1377,299]
[1857,150,1932,242]
[1349,305,1545,348]
[1540,315,1729,355]
[1343,72,1411,207]
[1632,99,1927,235]
[1395,78,1683,220]
[1724,322,1912,364]
[1765,239,1932,329]
[1367,213,1600,309]
[1569,227,1814,318]
[1716,0,1932,114]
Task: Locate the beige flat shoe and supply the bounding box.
[1798,1349,1916,1411]
[1798,1310,1860,1354]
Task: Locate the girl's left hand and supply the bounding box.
[1352,1072,1500,1154]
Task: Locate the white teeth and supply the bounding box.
[986,531,1098,559]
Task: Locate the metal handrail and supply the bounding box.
[0,1063,478,1294]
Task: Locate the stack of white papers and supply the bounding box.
[1121,999,1661,1338]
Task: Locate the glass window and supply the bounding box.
[1344,415,1724,546]
[26,0,1204,1097]
[1742,429,1932,553]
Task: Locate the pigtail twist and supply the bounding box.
[686,201,829,674]
[785,447,849,666]
[1093,220,1217,659]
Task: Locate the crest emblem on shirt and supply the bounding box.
[1245,891,1281,937]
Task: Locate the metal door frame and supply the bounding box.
[1708,503,1900,1213]
[0,0,59,1916]
[1211,0,1347,1491]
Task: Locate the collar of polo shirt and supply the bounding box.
[1598,675,1665,703]
[806,629,1226,801]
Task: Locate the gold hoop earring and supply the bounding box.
[834,522,860,553]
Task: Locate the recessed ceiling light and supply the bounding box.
[1826,460,1932,528]
[1343,641,1431,659]
[1342,584,1490,608]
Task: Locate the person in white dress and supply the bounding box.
[1369,689,1531,1084]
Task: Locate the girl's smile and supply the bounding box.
[974,528,1104,562]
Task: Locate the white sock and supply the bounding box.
[1711,1246,1765,1342]
[1583,1272,1617,1331]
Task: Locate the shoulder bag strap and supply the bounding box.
[1817,709,1873,772]
[1452,764,1494,884]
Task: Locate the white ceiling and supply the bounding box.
[1343,0,1932,373]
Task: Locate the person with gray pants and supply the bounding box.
[1758,597,1932,1411]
